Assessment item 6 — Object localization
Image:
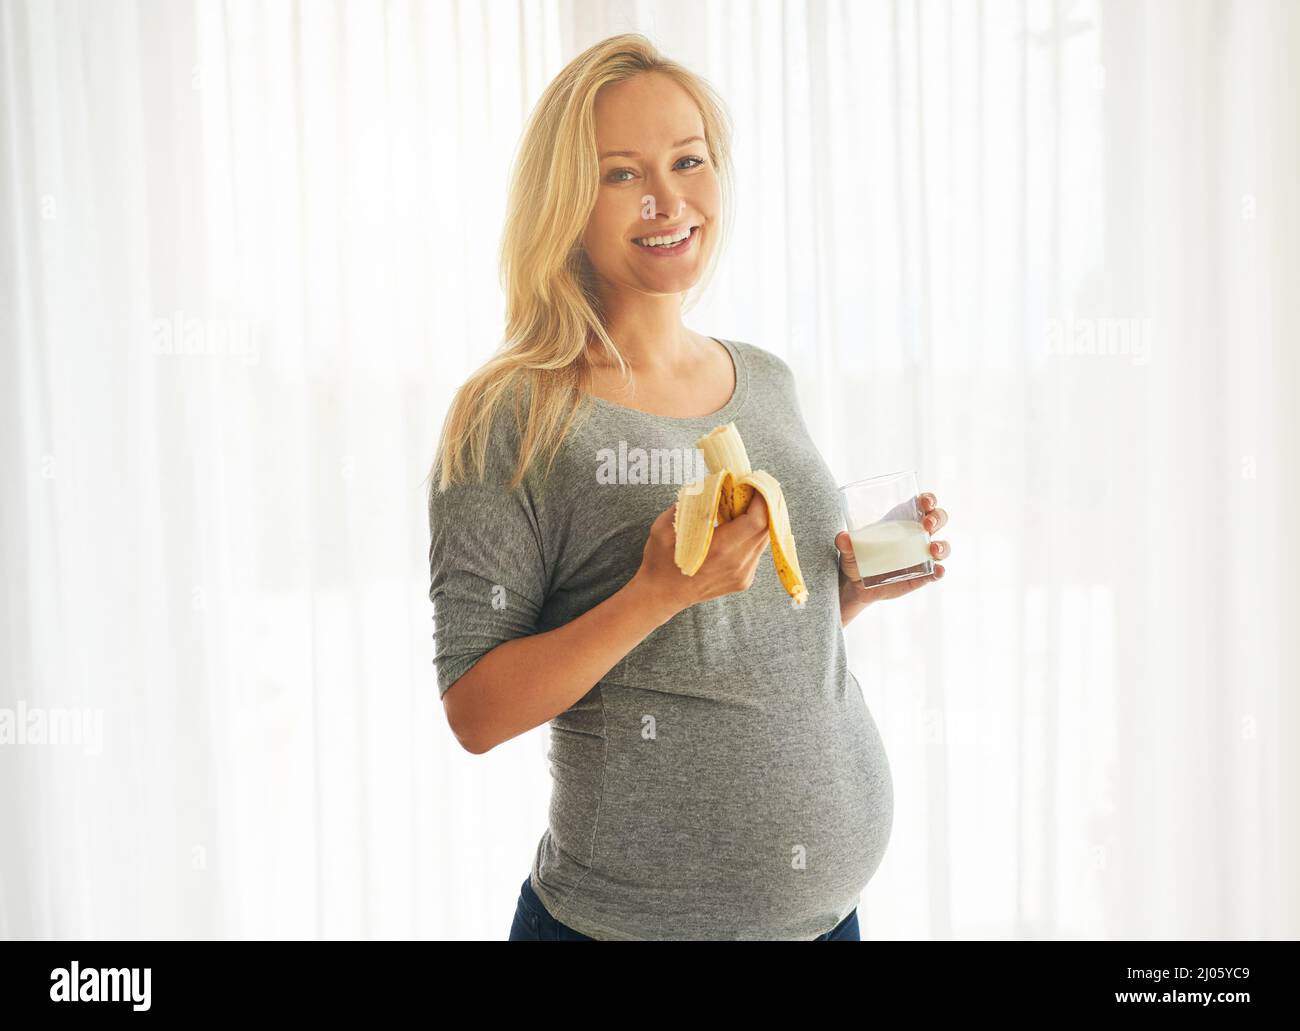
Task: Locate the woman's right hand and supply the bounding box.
[634,491,771,617]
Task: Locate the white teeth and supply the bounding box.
[635,226,694,248]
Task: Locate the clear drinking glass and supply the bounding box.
[836,470,934,589]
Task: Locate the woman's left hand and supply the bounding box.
[835,492,950,609]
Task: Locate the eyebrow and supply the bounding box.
[599,135,705,160]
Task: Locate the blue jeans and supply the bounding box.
[508,875,861,940]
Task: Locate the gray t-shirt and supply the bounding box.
[427,337,894,940]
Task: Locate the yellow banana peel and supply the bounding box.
[672,422,809,607]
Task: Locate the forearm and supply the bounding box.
[446,573,681,753]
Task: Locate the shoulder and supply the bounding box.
[433,382,531,495]
[724,338,797,385]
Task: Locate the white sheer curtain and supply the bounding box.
[1,0,1295,940]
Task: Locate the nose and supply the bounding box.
[640,196,688,226]
[641,171,688,223]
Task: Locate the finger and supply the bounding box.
[929,539,950,560]
[894,564,946,595]
[923,507,947,533]
[879,572,930,599]
[714,495,768,545]
[835,532,858,565]
[919,492,937,513]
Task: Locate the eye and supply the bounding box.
[606,155,707,183]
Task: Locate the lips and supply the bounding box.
[632,225,699,256]
[632,223,696,245]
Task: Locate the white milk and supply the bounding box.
[848,519,931,577]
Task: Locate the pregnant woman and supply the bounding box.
[426,34,952,940]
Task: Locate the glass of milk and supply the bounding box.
[836,470,934,589]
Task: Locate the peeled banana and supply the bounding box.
[672,422,810,607]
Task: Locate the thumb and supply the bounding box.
[836,532,859,573]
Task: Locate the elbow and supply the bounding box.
[446,708,490,755]
[454,721,494,755]
[442,677,495,755]
[447,715,490,755]
[454,728,490,755]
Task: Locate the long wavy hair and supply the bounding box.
[426,32,735,495]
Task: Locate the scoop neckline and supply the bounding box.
[584,336,751,425]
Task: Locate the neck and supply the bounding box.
[587,291,698,372]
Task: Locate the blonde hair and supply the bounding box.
[426,32,735,495]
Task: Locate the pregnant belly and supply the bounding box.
[550,682,894,937]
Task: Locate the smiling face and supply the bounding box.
[582,71,720,298]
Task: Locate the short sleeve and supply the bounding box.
[427,412,549,700]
